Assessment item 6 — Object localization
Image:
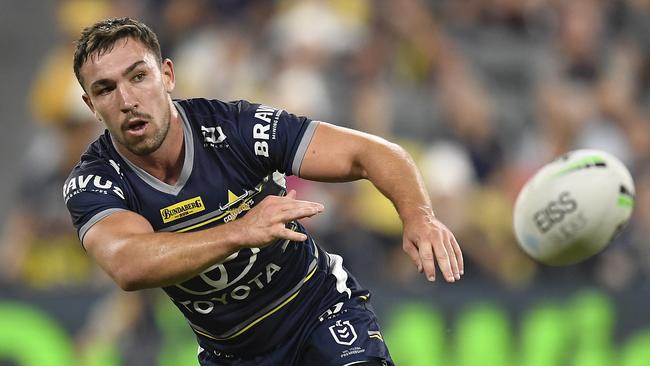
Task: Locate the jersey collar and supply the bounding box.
[110,101,195,196]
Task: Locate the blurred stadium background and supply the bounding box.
[1,0,649,365]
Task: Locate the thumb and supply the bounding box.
[286,189,297,199]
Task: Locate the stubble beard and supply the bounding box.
[122,107,171,156]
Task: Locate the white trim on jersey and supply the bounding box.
[79,208,129,245]
[272,171,287,189]
[292,120,320,176]
[327,253,352,298]
[110,101,195,196]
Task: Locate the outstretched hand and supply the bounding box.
[234,190,324,248]
[401,206,464,283]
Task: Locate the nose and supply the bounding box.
[117,84,138,113]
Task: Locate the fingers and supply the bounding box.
[278,204,324,222]
[451,233,464,276]
[278,227,308,242]
[417,240,437,282]
[405,220,464,283]
[259,191,324,222]
[280,190,324,213]
[432,229,464,283]
[276,192,325,222]
[443,231,460,281]
[402,240,423,273]
[257,191,323,241]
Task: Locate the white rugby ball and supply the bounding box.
[513,149,635,266]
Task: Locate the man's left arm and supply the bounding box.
[299,122,463,283]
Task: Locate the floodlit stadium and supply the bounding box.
[0,0,649,365]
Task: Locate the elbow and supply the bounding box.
[386,141,410,159]
[114,274,144,291]
[84,219,159,291]
[359,140,412,179]
[387,141,416,168]
[104,245,149,291]
[112,267,147,291]
[369,137,410,161]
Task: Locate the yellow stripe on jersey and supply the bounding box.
[368,330,384,341]
[176,210,231,232]
[192,265,318,341]
[174,184,264,232]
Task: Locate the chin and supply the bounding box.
[129,144,158,156]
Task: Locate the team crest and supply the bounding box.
[329,320,358,346]
[221,190,254,223]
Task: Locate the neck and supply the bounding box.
[117,101,185,185]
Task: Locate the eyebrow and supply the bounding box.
[89,60,147,90]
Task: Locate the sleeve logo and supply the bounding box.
[253,105,281,158]
[160,196,206,223]
[63,175,125,203]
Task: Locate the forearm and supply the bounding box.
[93,219,244,291]
[360,141,433,222]
[363,141,463,282]
[87,193,319,291]
[299,122,463,282]
[300,123,433,221]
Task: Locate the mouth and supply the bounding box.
[122,118,149,138]
[124,119,149,136]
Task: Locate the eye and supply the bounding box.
[96,86,113,96]
[132,72,145,82]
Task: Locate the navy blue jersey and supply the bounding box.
[63,98,360,355]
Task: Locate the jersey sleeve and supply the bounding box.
[234,101,320,176]
[63,161,129,246]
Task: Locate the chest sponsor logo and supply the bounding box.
[160,196,205,223]
[175,248,284,312]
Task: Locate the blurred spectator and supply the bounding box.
[266,0,371,120]
[4,0,642,295]
[0,0,108,288]
[3,1,650,363]
[0,2,164,365]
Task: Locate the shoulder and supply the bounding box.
[71,132,122,176]
[63,133,126,203]
[174,98,267,126]
[175,98,258,117]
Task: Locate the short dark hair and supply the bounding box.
[73,17,162,88]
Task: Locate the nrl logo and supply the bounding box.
[329,320,358,346]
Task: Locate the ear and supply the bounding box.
[161,58,175,94]
[82,94,101,122]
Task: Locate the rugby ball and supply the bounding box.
[513,149,635,266]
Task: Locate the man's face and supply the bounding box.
[79,37,175,156]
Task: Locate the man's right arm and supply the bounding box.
[83,190,323,291]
